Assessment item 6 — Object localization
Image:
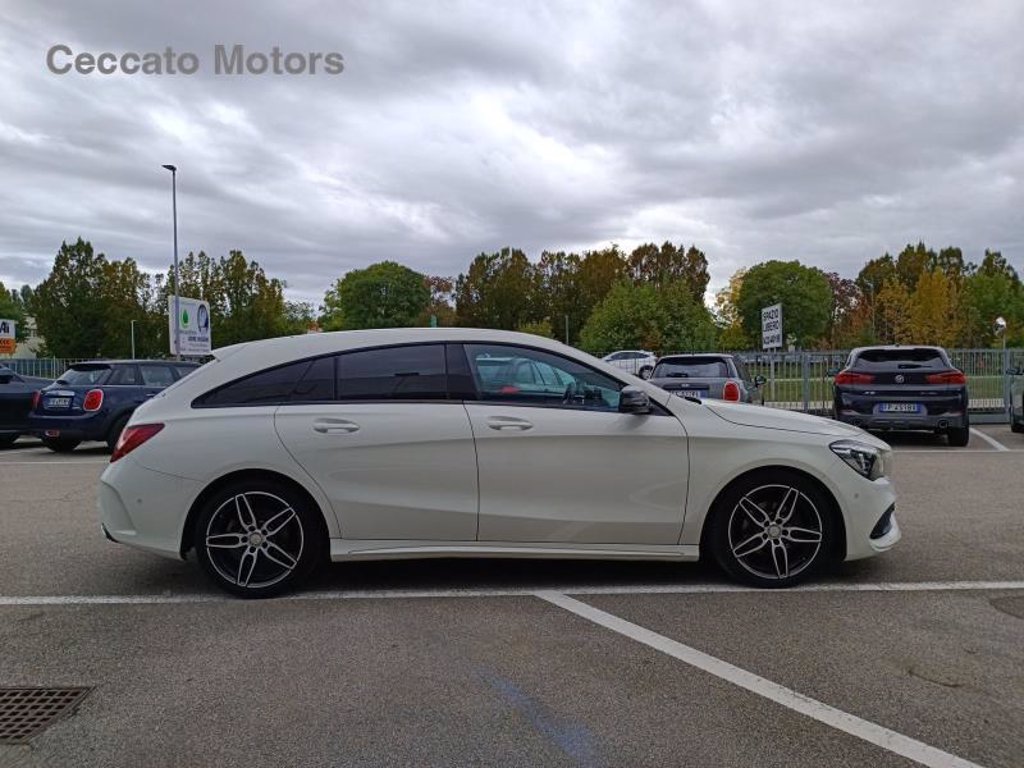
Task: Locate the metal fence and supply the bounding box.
[0,358,90,379]
[727,348,1022,423]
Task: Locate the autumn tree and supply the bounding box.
[626,242,709,303]
[418,275,457,327]
[454,247,542,330]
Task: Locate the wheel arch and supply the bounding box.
[698,465,847,563]
[180,469,331,560]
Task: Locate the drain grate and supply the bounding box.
[0,687,91,743]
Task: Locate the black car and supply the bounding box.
[0,366,53,448]
[29,360,200,452]
[832,345,969,446]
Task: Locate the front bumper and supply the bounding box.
[839,472,901,561]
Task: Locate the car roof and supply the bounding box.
[658,353,732,361]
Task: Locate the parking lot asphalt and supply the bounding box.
[0,427,1022,767]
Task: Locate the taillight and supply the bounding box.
[31,390,41,411]
[111,423,164,463]
[926,371,966,385]
[723,380,741,401]
[83,389,104,411]
[834,371,875,385]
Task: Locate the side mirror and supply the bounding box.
[753,375,766,387]
[619,386,651,414]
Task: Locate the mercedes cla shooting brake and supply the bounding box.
[99,328,899,597]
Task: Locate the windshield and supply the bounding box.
[56,365,111,385]
[653,358,730,378]
[853,348,949,370]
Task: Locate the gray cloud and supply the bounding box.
[1,0,1021,305]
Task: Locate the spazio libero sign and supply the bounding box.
[46,44,344,76]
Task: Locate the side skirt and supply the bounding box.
[328,540,700,562]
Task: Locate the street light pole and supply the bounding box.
[162,164,180,360]
[130,319,137,359]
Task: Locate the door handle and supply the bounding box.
[313,418,360,434]
[486,416,533,431]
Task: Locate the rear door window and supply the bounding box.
[337,344,447,401]
[108,365,141,385]
[139,364,177,387]
[197,360,313,406]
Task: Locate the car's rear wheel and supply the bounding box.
[1012,418,1024,434]
[106,414,130,452]
[948,418,970,447]
[42,437,81,453]
[707,471,835,588]
[194,480,324,598]
[0,434,18,449]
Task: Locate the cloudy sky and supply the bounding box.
[1,0,1021,306]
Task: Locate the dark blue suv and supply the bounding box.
[30,360,200,452]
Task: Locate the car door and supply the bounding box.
[138,363,176,399]
[273,344,479,541]
[461,343,689,545]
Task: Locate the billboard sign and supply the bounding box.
[169,296,212,356]
[761,304,783,350]
[0,319,15,355]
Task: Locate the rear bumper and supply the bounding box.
[834,388,968,431]
[28,412,111,441]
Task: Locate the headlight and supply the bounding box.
[830,440,887,480]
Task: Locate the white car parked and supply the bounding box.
[99,328,899,597]
[602,349,658,379]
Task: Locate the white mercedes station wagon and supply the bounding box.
[99,328,900,597]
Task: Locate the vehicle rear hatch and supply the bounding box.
[837,348,965,416]
[650,356,730,399]
[38,363,112,415]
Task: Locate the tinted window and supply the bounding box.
[466,344,622,410]
[172,364,201,381]
[337,345,446,400]
[58,365,110,385]
[292,356,335,402]
[853,348,949,369]
[139,364,176,387]
[198,360,312,406]
[108,365,141,385]
[653,357,729,378]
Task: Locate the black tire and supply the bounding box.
[706,470,835,588]
[947,418,970,447]
[106,414,131,452]
[0,434,18,449]
[194,478,324,598]
[638,366,653,380]
[42,437,81,453]
[1011,418,1024,434]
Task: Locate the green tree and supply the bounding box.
[714,268,751,349]
[323,261,430,331]
[627,241,710,303]
[536,251,585,343]
[579,281,717,356]
[216,251,289,344]
[736,260,832,348]
[961,250,1024,346]
[454,247,542,330]
[577,246,627,331]
[32,238,110,357]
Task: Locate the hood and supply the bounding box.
[703,400,869,438]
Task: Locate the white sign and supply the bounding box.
[761,303,783,350]
[0,319,15,339]
[169,296,212,356]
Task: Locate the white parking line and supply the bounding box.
[0,460,109,465]
[538,591,984,768]
[970,428,1010,452]
[0,579,1021,606]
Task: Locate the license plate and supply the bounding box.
[46,397,71,409]
[879,403,921,413]
[675,390,708,399]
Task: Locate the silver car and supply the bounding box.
[650,354,765,404]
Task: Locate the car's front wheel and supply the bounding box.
[194,479,324,598]
[707,471,835,588]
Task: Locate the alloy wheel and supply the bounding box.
[726,484,823,581]
[203,491,305,590]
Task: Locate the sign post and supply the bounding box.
[761,304,783,401]
[0,319,16,356]
[168,297,212,357]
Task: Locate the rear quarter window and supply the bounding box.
[853,348,950,369]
